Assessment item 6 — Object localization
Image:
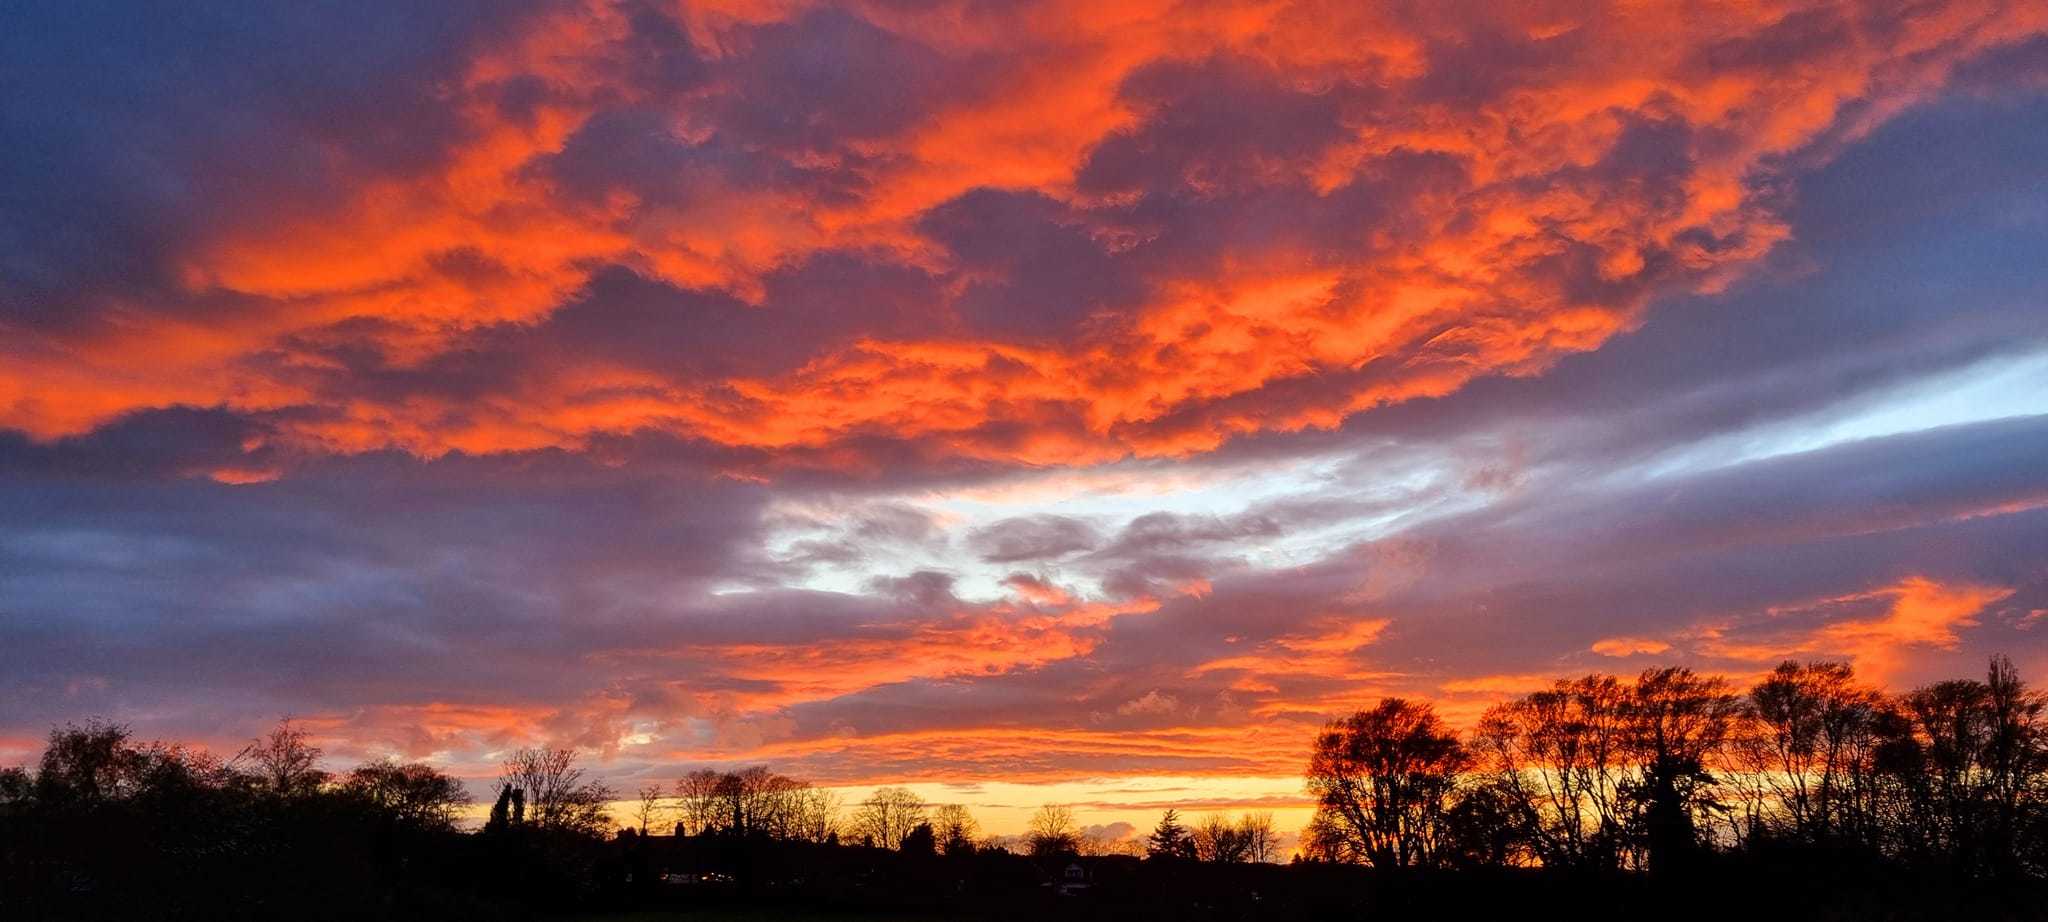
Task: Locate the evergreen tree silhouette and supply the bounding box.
[1148,808,1196,859]
[485,783,514,833]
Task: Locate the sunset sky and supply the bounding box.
[3,0,2046,840]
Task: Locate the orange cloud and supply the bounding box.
[1191,616,1390,679]
[5,1,2041,473]
[1591,636,1671,657]
[597,592,1158,715]
[1696,576,2015,684]
[669,613,1101,707]
[1813,577,2013,682]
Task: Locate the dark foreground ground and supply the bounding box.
[547,837,2048,922]
[10,826,2048,920]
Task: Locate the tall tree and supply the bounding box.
[1027,803,1080,857]
[1440,781,1526,868]
[1885,657,2048,873]
[34,720,144,805]
[787,786,844,844]
[1195,813,1252,862]
[1306,698,1469,868]
[932,803,981,855]
[340,759,469,831]
[500,747,612,836]
[486,783,515,833]
[1473,675,1635,869]
[851,786,927,849]
[1626,667,1740,875]
[1239,812,1280,863]
[900,821,938,856]
[1147,808,1195,860]
[242,718,328,798]
[1733,661,1882,844]
[1981,655,2047,871]
[674,769,722,836]
[633,784,666,835]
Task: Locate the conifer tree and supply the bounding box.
[1147,808,1196,859]
[485,783,513,834]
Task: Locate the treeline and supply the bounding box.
[6,655,2048,919]
[654,772,1281,864]
[0,720,493,919]
[1301,656,2048,879]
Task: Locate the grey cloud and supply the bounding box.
[966,515,1101,563]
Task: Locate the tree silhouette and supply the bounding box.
[1239,811,1280,863]
[1981,655,2046,873]
[0,766,30,810]
[901,821,938,855]
[1027,803,1080,857]
[1730,661,1883,846]
[1307,698,1469,868]
[932,803,981,854]
[674,768,721,836]
[851,786,927,850]
[788,786,844,844]
[1474,675,1635,869]
[500,747,612,836]
[340,759,469,831]
[1627,667,1740,875]
[632,784,666,835]
[1195,813,1252,862]
[671,766,836,840]
[1440,781,1525,868]
[241,718,327,798]
[7,655,2048,918]
[1884,656,2048,873]
[33,719,143,805]
[486,782,515,833]
[1147,808,1196,860]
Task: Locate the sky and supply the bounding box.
[2,0,2046,841]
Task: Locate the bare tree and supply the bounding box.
[1980,655,2046,868]
[243,718,327,798]
[932,803,980,854]
[633,784,666,835]
[1195,813,1252,862]
[1239,811,1279,863]
[1027,803,1080,857]
[1884,657,2048,872]
[1473,675,1635,869]
[851,786,927,849]
[1733,661,1883,845]
[671,766,839,841]
[1306,698,1468,868]
[787,786,843,844]
[500,747,613,836]
[341,759,469,831]
[674,768,721,836]
[1627,667,1741,874]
